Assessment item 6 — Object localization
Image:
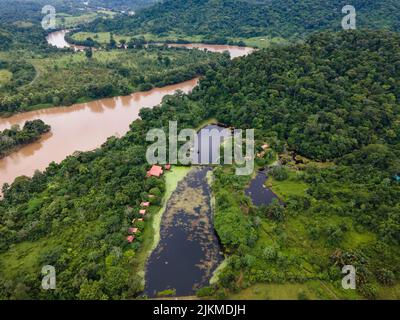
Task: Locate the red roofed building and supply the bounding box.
[165,164,171,170]
[261,144,270,150]
[141,202,150,207]
[126,235,135,243]
[128,228,138,234]
[139,210,146,215]
[146,165,163,177]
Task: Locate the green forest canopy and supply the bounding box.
[83,0,400,40]
[0,30,399,299]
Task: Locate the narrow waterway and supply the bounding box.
[245,171,280,206]
[145,124,228,297]
[144,167,223,297]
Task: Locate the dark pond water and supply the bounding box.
[144,167,224,297]
[245,171,280,206]
[193,124,231,165]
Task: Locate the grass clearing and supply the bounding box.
[0,69,12,86]
[267,170,308,200]
[0,239,54,279]
[229,282,327,300]
[377,283,400,299]
[232,36,289,48]
[72,32,112,44]
[70,31,287,49]
[56,10,116,28]
[0,219,102,280]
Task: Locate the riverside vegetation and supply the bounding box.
[0,119,50,158]
[0,30,399,299]
[0,0,399,300]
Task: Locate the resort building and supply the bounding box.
[146,165,164,177]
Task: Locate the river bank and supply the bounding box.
[134,166,191,290]
[58,29,256,59]
[0,30,255,190]
[144,166,224,297]
[0,78,199,189]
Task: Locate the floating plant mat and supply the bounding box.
[144,167,223,297]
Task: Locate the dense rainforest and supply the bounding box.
[83,0,400,41]
[195,30,400,299]
[0,46,228,115]
[0,120,50,158]
[0,1,230,116]
[199,30,400,162]
[0,0,153,50]
[0,30,399,299]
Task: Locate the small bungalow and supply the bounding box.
[126,235,135,243]
[165,164,171,170]
[128,228,138,234]
[146,165,163,177]
[148,194,156,199]
[394,174,400,182]
[139,210,146,216]
[261,144,270,150]
[138,218,144,222]
[141,202,150,207]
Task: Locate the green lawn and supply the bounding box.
[72,32,112,44]
[0,69,12,86]
[71,31,288,48]
[229,282,332,300]
[57,10,116,28]
[267,170,308,200]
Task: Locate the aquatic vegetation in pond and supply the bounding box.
[145,167,223,297]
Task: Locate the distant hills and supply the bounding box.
[84,0,400,39]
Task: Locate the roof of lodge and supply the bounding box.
[146,165,163,177]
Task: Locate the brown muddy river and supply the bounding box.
[46,30,72,48]
[46,30,86,51]
[0,79,198,188]
[167,43,254,59]
[47,29,255,58]
[0,31,253,189]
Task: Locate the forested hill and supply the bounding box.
[86,0,400,39]
[196,30,400,163]
[0,29,399,299]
